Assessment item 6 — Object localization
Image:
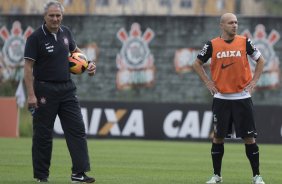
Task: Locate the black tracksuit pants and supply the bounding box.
[32,80,90,179]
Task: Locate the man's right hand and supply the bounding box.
[27,95,38,109]
[204,80,218,95]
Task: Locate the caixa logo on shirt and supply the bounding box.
[242,24,280,90]
[0,21,33,66]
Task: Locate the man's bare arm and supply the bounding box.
[24,59,37,108]
[192,58,218,95]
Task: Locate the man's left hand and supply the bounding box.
[244,80,257,93]
[87,61,96,76]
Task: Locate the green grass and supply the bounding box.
[0,138,281,184]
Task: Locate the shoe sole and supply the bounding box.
[71,180,95,183]
[206,180,222,184]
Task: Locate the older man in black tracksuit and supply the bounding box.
[24,1,96,183]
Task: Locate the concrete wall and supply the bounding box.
[0,15,282,105]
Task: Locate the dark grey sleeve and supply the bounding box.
[24,34,38,61]
[197,41,212,63]
[246,38,261,61]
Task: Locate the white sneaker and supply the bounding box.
[253,175,265,184]
[206,174,222,183]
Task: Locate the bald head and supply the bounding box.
[220,13,237,24]
[219,13,238,40]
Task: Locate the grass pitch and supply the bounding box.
[0,138,281,184]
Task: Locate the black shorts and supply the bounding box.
[212,97,257,138]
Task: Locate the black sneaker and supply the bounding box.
[71,172,95,183]
[36,178,48,182]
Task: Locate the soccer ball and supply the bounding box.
[68,52,89,74]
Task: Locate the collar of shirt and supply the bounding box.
[41,24,63,36]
